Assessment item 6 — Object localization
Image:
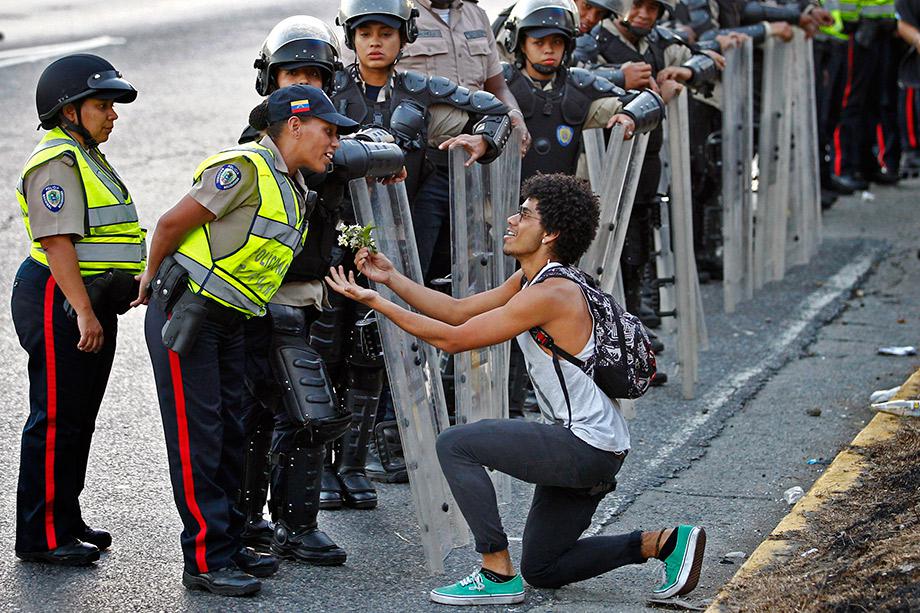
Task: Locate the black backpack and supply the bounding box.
[527,265,656,423]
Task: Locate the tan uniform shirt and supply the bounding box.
[23,154,87,240]
[188,136,323,308]
[399,0,503,91]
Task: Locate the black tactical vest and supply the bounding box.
[504,63,624,181]
[333,69,432,200]
[592,24,669,73]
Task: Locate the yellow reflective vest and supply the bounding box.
[173,143,308,317]
[17,127,146,276]
[859,0,896,19]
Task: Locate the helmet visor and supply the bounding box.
[86,70,137,104]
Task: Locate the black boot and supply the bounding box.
[335,312,385,508]
[319,444,343,510]
[336,386,380,509]
[366,420,409,483]
[270,441,346,565]
[238,418,274,551]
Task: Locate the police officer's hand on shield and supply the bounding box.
[621,61,654,89]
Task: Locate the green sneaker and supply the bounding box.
[652,525,706,599]
[429,569,525,606]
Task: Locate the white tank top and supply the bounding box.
[515,262,631,453]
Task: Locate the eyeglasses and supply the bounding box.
[517,204,541,221]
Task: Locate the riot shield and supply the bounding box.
[666,90,705,400]
[721,38,755,313]
[754,36,793,287]
[787,30,822,267]
[449,130,523,503]
[348,178,466,573]
[580,124,631,286]
[580,125,648,419]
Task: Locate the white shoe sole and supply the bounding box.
[429,590,525,606]
[653,526,706,599]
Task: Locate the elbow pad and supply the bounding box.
[621,90,665,134]
[472,114,512,164]
[682,53,718,86]
[725,23,768,44]
[742,1,802,23]
[696,38,722,52]
[592,66,626,88]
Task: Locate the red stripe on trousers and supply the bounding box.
[168,349,209,573]
[876,123,886,170]
[835,41,856,177]
[42,277,58,550]
[908,89,918,149]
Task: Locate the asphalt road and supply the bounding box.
[0,3,917,611]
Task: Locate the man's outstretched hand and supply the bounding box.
[326,265,380,305]
[355,247,395,285]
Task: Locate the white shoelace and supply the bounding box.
[458,570,486,591]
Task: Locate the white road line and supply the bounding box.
[585,252,876,536]
[0,36,126,69]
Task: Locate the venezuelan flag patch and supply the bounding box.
[290,99,311,114]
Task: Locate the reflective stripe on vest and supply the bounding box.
[17,127,146,275]
[860,2,895,17]
[175,143,307,317]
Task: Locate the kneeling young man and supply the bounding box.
[326,173,705,606]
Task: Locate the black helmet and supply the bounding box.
[504,0,579,68]
[336,0,420,50]
[255,16,343,96]
[584,0,625,17]
[36,53,137,129]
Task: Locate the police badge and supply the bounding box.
[41,184,65,212]
[215,164,242,191]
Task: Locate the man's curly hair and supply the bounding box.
[521,173,600,265]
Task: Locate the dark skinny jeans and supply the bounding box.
[436,419,647,589]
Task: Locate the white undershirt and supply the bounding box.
[433,7,450,24]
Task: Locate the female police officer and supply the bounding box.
[136,84,357,596]
[13,53,142,567]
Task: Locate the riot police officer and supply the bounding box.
[500,0,664,181]
[13,54,143,567]
[235,15,358,567]
[139,84,358,596]
[320,0,512,489]
[590,0,720,366]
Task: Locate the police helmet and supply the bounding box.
[255,16,343,96]
[584,0,626,17]
[337,0,420,50]
[504,0,579,55]
[36,54,137,130]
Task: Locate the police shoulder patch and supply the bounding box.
[215,163,242,191]
[41,184,65,212]
[556,125,574,147]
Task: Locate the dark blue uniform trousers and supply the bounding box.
[11,258,117,553]
[145,300,246,574]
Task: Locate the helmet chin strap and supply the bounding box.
[60,102,98,149]
[531,62,559,76]
[621,18,652,38]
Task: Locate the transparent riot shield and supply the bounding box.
[449,131,522,503]
[580,124,631,285]
[489,129,523,449]
[666,90,705,400]
[721,38,755,313]
[754,36,793,287]
[787,30,822,268]
[580,125,648,418]
[348,178,466,573]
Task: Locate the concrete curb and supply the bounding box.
[705,366,920,612]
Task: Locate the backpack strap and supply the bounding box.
[528,326,575,428]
